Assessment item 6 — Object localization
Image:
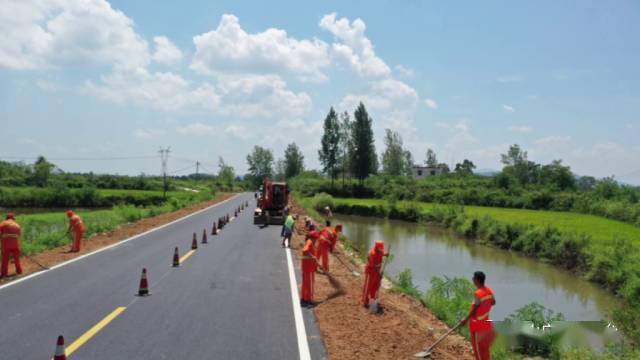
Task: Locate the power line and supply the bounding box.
[0,155,157,161]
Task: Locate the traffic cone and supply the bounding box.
[211,221,217,235]
[138,268,149,296]
[219,216,224,228]
[202,229,208,244]
[226,214,230,223]
[192,233,198,249]
[53,335,66,360]
[234,209,238,217]
[173,247,180,267]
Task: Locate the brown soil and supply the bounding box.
[0,193,236,285]
[290,200,474,360]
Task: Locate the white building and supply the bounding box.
[412,165,445,179]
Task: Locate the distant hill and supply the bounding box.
[475,168,499,177]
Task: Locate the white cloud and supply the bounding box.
[534,135,571,148]
[84,68,219,113]
[503,104,515,112]
[134,128,166,139]
[508,125,533,133]
[340,78,418,111]
[424,98,438,109]
[191,14,330,82]
[35,79,61,93]
[319,13,391,78]
[152,36,183,65]
[0,0,149,70]
[176,122,217,136]
[496,75,523,83]
[394,64,414,77]
[223,124,251,140]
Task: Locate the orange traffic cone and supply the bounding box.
[173,247,180,267]
[192,233,198,250]
[138,268,150,296]
[202,229,208,244]
[234,209,238,217]
[53,335,66,360]
[226,214,230,223]
[211,221,217,235]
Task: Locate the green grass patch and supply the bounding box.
[330,198,640,249]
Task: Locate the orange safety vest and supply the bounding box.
[470,286,494,332]
[0,219,21,249]
[69,214,84,232]
[301,239,316,272]
[365,247,384,274]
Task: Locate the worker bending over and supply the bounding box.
[282,214,295,248]
[361,240,389,307]
[317,222,333,272]
[300,231,320,307]
[0,213,22,277]
[332,224,342,252]
[67,210,84,252]
[462,271,496,360]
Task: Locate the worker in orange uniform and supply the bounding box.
[317,222,333,272]
[462,271,496,360]
[361,240,389,307]
[0,213,22,277]
[331,223,342,252]
[300,230,320,307]
[66,210,84,252]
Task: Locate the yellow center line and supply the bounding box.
[179,249,196,263]
[64,306,126,357]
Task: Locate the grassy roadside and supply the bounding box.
[14,190,223,255]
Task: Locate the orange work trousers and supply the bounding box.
[361,270,381,305]
[71,230,83,252]
[301,270,315,302]
[318,241,330,272]
[1,248,22,276]
[470,328,496,360]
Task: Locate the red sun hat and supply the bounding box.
[66,210,74,217]
[6,213,15,220]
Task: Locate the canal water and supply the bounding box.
[335,214,618,321]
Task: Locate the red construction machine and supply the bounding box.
[254,179,289,225]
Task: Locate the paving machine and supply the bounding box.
[254,179,289,225]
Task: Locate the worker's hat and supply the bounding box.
[66,210,74,217]
[336,224,343,232]
[6,213,15,220]
[374,240,385,253]
[308,230,320,240]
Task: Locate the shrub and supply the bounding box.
[392,269,422,299]
[311,192,335,213]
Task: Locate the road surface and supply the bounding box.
[0,193,326,359]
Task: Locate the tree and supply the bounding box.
[217,157,235,190]
[540,160,575,190]
[351,102,377,183]
[455,159,476,176]
[318,107,341,186]
[425,148,438,167]
[500,144,540,186]
[338,111,353,186]
[31,156,55,187]
[381,129,409,176]
[246,146,274,187]
[284,143,304,179]
[403,150,414,177]
[274,159,286,181]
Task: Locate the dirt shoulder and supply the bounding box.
[290,200,474,360]
[0,193,236,286]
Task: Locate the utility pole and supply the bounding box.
[196,161,200,179]
[159,147,171,199]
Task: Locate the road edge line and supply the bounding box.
[64,306,126,357]
[286,248,312,360]
[0,193,242,292]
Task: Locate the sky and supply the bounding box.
[1,0,639,183]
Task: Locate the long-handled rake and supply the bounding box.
[413,319,464,358]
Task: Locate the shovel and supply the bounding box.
[413,319,464,358]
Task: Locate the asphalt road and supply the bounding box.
[0,193,326,359]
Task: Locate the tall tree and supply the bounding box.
[274,159,286,181]
[246,146,274,186]
[217,157,235,190]
[284,142,305,179]
[425,148,438,167]
[318,107,341,186]
[455,159,476,176]
[351,102,376,183]
[31,155,55,187]
[403,150,414,176]
[338,111,353,186]
[381,129,407,176]
[500,144,540,186]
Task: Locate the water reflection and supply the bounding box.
[336,215,619,320]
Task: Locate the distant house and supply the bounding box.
[412,165,445,179]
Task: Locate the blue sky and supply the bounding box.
[1,0,639,182]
